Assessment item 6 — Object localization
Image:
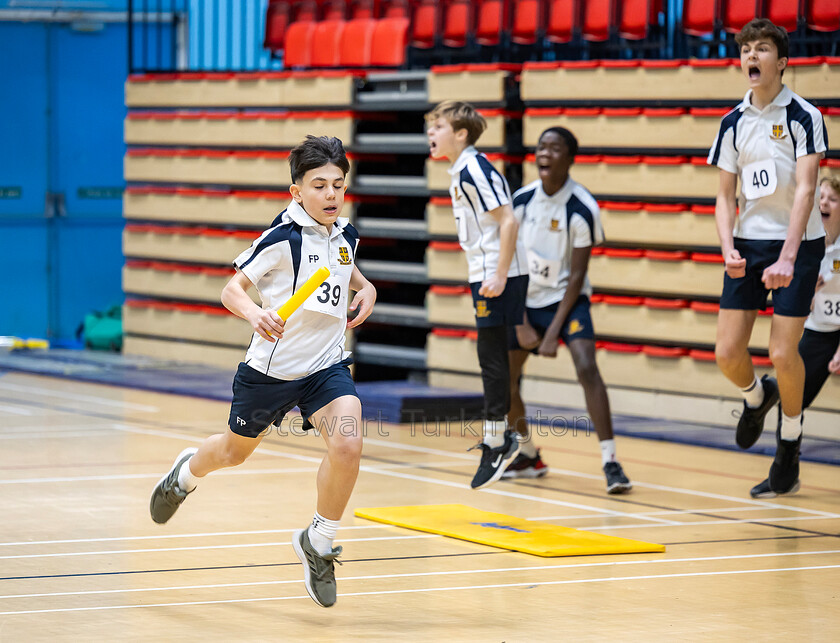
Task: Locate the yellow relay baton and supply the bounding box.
[276,266,331,321]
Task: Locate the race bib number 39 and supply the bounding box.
[303,278,346,318]
[741,159,778,200]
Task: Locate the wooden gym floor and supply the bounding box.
[0,372,838,641]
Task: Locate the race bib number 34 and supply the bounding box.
[741,159,778,200]
[526,249,561,287]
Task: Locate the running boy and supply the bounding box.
[708,19,827,496]
[506,127,632,494]
[751,176,840,497]
[149,136,377,608]
[426,100,529,489]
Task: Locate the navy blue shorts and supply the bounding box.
[509,295,595,350]
[228,358,358,438]
[470,274,529,328]
[720,238,824,317]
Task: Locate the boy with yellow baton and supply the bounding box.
[149,136,376,609]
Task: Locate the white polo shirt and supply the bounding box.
[513,177,604,308]
[707,85,827,241]
[233,200,359,380]
[448,146,528,283]
[805,238,840,332]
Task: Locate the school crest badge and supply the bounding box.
[833,259,840,273]
[338,246,352,265]
[550,219,561,231]
[475,301,491,318]
[770,124,786,140]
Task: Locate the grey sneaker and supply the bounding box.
[149,448,197,524]
[292,527,343,608]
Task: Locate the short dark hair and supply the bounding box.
[289,135,350,184]
[736,18,789,61]
[539,127,578,160]
[425,100,487,146]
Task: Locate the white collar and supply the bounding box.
[537,176,575,203]
[448,146,478,175]
[740,84,792,112]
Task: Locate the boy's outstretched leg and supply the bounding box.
[150,429,263,524]
[293,395,363,608]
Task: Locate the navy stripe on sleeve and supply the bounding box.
[513,187,537,210]
[786,98,816,156]
[475,155,505,206]
[238,220,297,273]
[710,108,743,166]
[566,194,595,241]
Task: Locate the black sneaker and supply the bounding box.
[468,430,521,489]
[750,423,802,498]
[604,461,632,494]
[501,449,549,479]
[149,447,197,524]
[735,375,779,449]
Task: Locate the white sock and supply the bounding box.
[518,434,538,458]
[177,457,198,492]
[741,376,765,408]
[482,419,507,448]
[600,439,617,466]
[780,413,803,441]
[308,512,340,556]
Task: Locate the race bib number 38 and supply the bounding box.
[303,278,346,318]
[813,291,840,327]
[741,159,778,200]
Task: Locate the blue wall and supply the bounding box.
[0,20,126,341]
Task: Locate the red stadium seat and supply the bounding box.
[349,0,374,18]
[511,0,541,44]
[475,0,506,46]
[310,18,345,67]
[339,17,376,65]
[284,19,316,66]
[619,0,661,40]
[683,0,720,36]
[371,16,409,65]
[264,0,291,50]
[293,0,319,21]
[442,0,472,48]
[762,0,801,32]
[321,0,347,20]
[807,0,840,32]
[546,0,578,43]
[722,0,759,33]
[382,0,409,18]
[411,0,439,48]
[581,0,613,41]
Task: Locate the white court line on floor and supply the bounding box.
[0,459,474,486]
[0,381,158,413]
[0,431,119,441]
[2,549,837,602]
[0,405,34,416]
[365,437,840,519]
[112,423,683,526]
[2,564,838,616]
[576,514,839,531]
[0,534,435,561]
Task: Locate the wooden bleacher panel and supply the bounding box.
[123,188,355,226]
[523,107,728,150]
[123,300,253,346]
[425,241,469,282]
[599,202,718,246]
[425,197,458,237]
[124,148,296,186]
[523,155,718,200]
[123,335,245,370]
[426,154,510,192]
[425,285,475,326]
[475,109,513,148]
[124,111,355,148]
[588,248,723,297]
[123,225,258,265]
[788,57,840,100]
[427,64,520,104]
[125,71,358,108]
[122,261,259,304]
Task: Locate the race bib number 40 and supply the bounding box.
[303,278,346,318]
[741,159,778,200]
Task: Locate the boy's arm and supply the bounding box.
[762,153,821,290]
[347,265,377,329]
[221,271,285,342]
[537,246,590,358]
[714,169,746,278]
[480,203,519,298]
